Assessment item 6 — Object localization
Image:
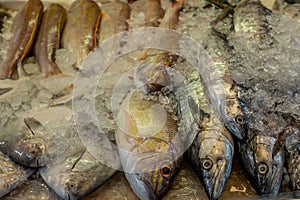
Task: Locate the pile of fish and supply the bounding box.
[0,0,299,199]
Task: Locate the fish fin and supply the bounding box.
[17,59,29,79]
[102,11,111,20]
[118,107,139,137]
[24,117,45,136]
[0,87,13,96]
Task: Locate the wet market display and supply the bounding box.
[0,0,299,199]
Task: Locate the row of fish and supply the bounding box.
[0,0,299,199]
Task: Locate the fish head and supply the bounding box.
[124,139,183,200]
[240,135,284,195]
[199,136,234,200]
[221,99,247,140]
[8,136,45,167]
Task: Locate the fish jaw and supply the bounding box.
[200,139,234,200]
[122,148,183,200]
[239,136,284,195]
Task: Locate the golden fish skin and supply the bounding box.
[116,90,183,200]
[62,0,101,69]
[34,3,66,77]
[0,0,43,79]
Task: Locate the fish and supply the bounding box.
[38,124,116,200]
[134,0,184,93]
[173,57,234,200]
[229,0,288,195]
[0,151,33,198]
[0,0,43,79]
[62,0,101,69]
[116,90,184,200]
[281,126,300,191]
[98,1,131,43]
[34,3,66,77]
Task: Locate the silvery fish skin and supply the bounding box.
[40,150,116,200]
[175,61,234,200]
[134,0,184,93]
[62,0,101,69]
[116,90,183,200]
[0,0,43,79]
[34,3,66,77]
[231,0,285,195]
[0,151,33,198]
[281,127,300,191]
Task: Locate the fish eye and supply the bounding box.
[202,158,213,170]
[258,163,268,175]
[160,163,172,178]
[235,115,245,125]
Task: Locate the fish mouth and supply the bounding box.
[225,118,245,140]
[256,150,284,195]
[202,158,231,200]
[125,173,157,200]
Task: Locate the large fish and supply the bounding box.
[0,0,43,79]
[62,0,101,69]
[229,0,289,195]
[116,90,184,200]
[34,3,66,77]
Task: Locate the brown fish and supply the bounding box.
[0,0,43,79]
[34,3,66,77]
[62,0,101,69]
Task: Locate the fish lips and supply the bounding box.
[125,172,158,200]
[224,118,246,140]
[239,141,283,195]
[201,144,233,200]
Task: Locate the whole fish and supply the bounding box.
[34,3,66,77]
[62,0,101,69]
[174,58,234,200]
[0,151,33,198]
[229,0,288,195]
[0,0,43,79]
[116,90,184,200]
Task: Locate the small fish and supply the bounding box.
[0,0,43,79]
[34,3,66,77]
[0,151,33,198]
[116,90,183,200]
[62,0,101,69]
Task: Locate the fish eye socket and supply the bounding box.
[235,115,245,125]
[258,163,268,175]
[160,163,172,178]
[202,158,213,170]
